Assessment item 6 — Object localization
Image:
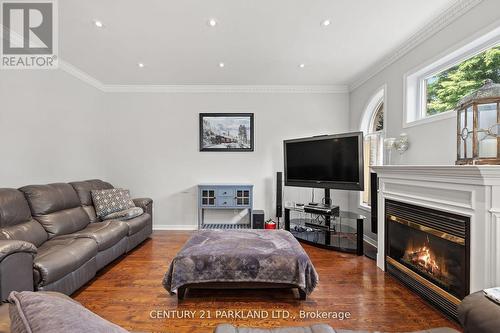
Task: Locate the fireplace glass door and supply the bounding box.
[386,200,469,301]
[388,220,466,299]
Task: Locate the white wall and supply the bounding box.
[100,92,349,229]
[347,0,500,242]
[0,70,106,186]
[0,69,349,228]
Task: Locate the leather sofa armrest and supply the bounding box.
[0,240,36,262]
[0,240,36,300]
[133,198,153,216]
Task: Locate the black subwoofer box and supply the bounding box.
[253,210,265,229]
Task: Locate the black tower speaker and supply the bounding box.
[276,172,283,218]
[253,210,265,229]
[370,172,378,234]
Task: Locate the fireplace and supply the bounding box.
[385,200,470,320]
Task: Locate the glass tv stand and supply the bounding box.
[284,204,365,256]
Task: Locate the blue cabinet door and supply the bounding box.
[200,188,216,207]
[235,188,251,207]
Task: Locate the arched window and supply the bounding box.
[360,88,385,209]
[371,104,384,132]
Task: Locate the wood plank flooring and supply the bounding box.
[73,231,460,333]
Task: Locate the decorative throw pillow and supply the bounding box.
[91,188,135,219]
[9,291,129,333]
[103,207,144,221]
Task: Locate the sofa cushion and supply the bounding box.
[20,183,81,215]
[20,184,90,238]
[0,189,48,247]
[8,291,129,333]
[33,208,90,240]
[70,180,114,223]
[83,205,99,223]
[0,189,32,226]
[121,213,151,236]
[104,207,143,221]
[33,238,97,286]
[0,221,48,248]
[91,188,135,219]
[56,220,129,251]
[70,180,114,206]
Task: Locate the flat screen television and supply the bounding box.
[284,132,364,191]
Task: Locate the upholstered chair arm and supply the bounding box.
[133,198,153,216]
[0,240,36,262]
[0,240,37,300]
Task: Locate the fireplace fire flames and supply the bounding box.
[403,236,450,286]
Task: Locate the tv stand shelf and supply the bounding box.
[284,204,365,256]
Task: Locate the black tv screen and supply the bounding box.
[284,132,364,190]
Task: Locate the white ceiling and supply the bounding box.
[60,0,458,86]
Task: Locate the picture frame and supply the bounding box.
[199,113,254,152]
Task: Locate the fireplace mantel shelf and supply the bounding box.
[373,164,500,294]
[371,165,500,184]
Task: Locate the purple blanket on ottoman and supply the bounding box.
[162,229,319,295]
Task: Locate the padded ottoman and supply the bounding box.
[458,291,500,333]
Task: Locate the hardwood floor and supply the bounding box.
[73,231,460,333]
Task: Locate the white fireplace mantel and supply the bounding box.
[371,165,500,293]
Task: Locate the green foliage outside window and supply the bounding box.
[426,45,500,115]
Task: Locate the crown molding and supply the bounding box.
[58,61,347,93]
[348,0,483,92]
[102,84,349,94]
[59,60,105,91]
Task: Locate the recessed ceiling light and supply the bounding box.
[208,18,217,27]
[138,62,145,68]
[299,63,305,68]
[321,19,331,27]
[93,20,104,28]
[218,62,225,68]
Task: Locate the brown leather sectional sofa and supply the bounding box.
[0,179,153,300]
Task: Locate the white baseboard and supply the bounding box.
[363,235,378,248]
[153,224,197,231]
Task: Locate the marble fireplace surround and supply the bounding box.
[371,165,500,293]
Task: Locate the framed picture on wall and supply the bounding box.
[199,113,254,152]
